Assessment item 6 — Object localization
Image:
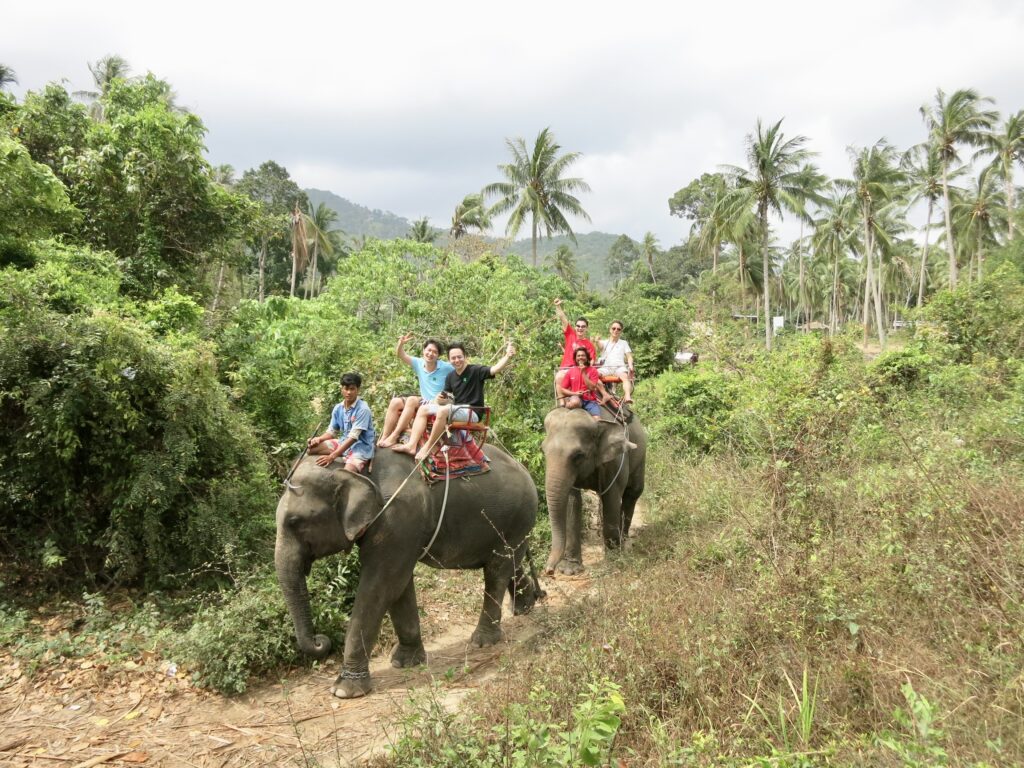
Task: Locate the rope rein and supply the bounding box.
[358,425,451,533]
[421,446,451,559]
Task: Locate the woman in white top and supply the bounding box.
[595,320,635,403]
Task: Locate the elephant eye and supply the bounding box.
[571,449,586,463]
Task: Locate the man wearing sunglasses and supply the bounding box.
[553,298,597,397]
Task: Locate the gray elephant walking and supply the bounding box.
[542,407,647,574]
[275,447,542,698]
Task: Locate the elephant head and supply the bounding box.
[274,459,383,659]
[541,408,635,569]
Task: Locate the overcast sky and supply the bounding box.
[5,0,1024,245]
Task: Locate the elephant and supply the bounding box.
[541,406,647,575]
[275,445,542,699]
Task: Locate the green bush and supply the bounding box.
[921,265,1024,364]
[0,241,275,586]
[642,366,736,451]
[173,554,359,695]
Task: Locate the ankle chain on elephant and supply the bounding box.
[340,668,370,680]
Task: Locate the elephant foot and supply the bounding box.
[512,588,543,615]
[331,669,373,699]
[556,558,585,576]
[391,642,427,668]
[470,625,504,648]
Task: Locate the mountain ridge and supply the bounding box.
[304,188,629,291]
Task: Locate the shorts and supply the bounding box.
[598,366,629,378]
[581,399,601,417]
[450,406,480,423]
[321,440,369,473]
[343,456,369,474]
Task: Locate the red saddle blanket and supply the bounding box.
[420,429,490,483]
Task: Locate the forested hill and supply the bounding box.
[304,187,625,291]
[305,188,413,240]
[501,232,623,291]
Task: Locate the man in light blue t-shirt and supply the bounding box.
[307,372,375,473]
[377,334,454,447]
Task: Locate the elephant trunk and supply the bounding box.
[275,539,332,659]
[544,465,576,571]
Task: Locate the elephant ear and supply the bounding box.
[599,425,637,466]
[339,471,385,542]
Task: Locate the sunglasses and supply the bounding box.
[575,324,588,329]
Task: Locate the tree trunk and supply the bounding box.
[871,225,887,348]
[942,162,957,288]
[917,198,933,308]
[289,249,298,298]
[830,248,840,336]
[531,217,538,268]
[211,259,226,312]
[798,221,806,332]
[762,205,771,352]
[1007,175,1016,241]
[861,209,872,345]
[306,241,320,299]
[977,229,984,282]
[258,237,267,303]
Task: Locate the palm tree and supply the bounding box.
[0,64,17,91]
[450,193,492,239]
[640,232,660,284]
[210,164,236,186]
[902,143,948,307]
[983,111,1024,240]
[838,140,906,347]
[304,202,341,297]
[790,165,828,329]
[952,167,1006,283]
[546,245,585,292]
[483,127,591,267]
[723,119,815,350]
[920,88,998,288]
[409,217,437,243]
[812,189,857,334]
[289,203,309,298]
[74,55,132,120]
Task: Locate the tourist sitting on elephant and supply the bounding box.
[378,334,453,448]
[393,340,515,462]
[557,347,609,419]
[553,298,596,398]
[307,372,376,473]
[594,320,635,404]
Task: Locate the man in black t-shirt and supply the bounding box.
[394,341,515,463]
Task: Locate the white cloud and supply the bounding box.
[4,0,1023,246]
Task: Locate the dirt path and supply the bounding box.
[0,502,643,767]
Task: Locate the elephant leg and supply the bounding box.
[389,576,427,669]
[621,480,643,539]
[600,489,625,550]
[471,555,515,647]
[332,559,414,699]
[507,543,545,615]
[556,489,586,575]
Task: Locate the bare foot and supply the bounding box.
[378,436,397,448]
[391,442,414,454]
[414,449,431,463]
